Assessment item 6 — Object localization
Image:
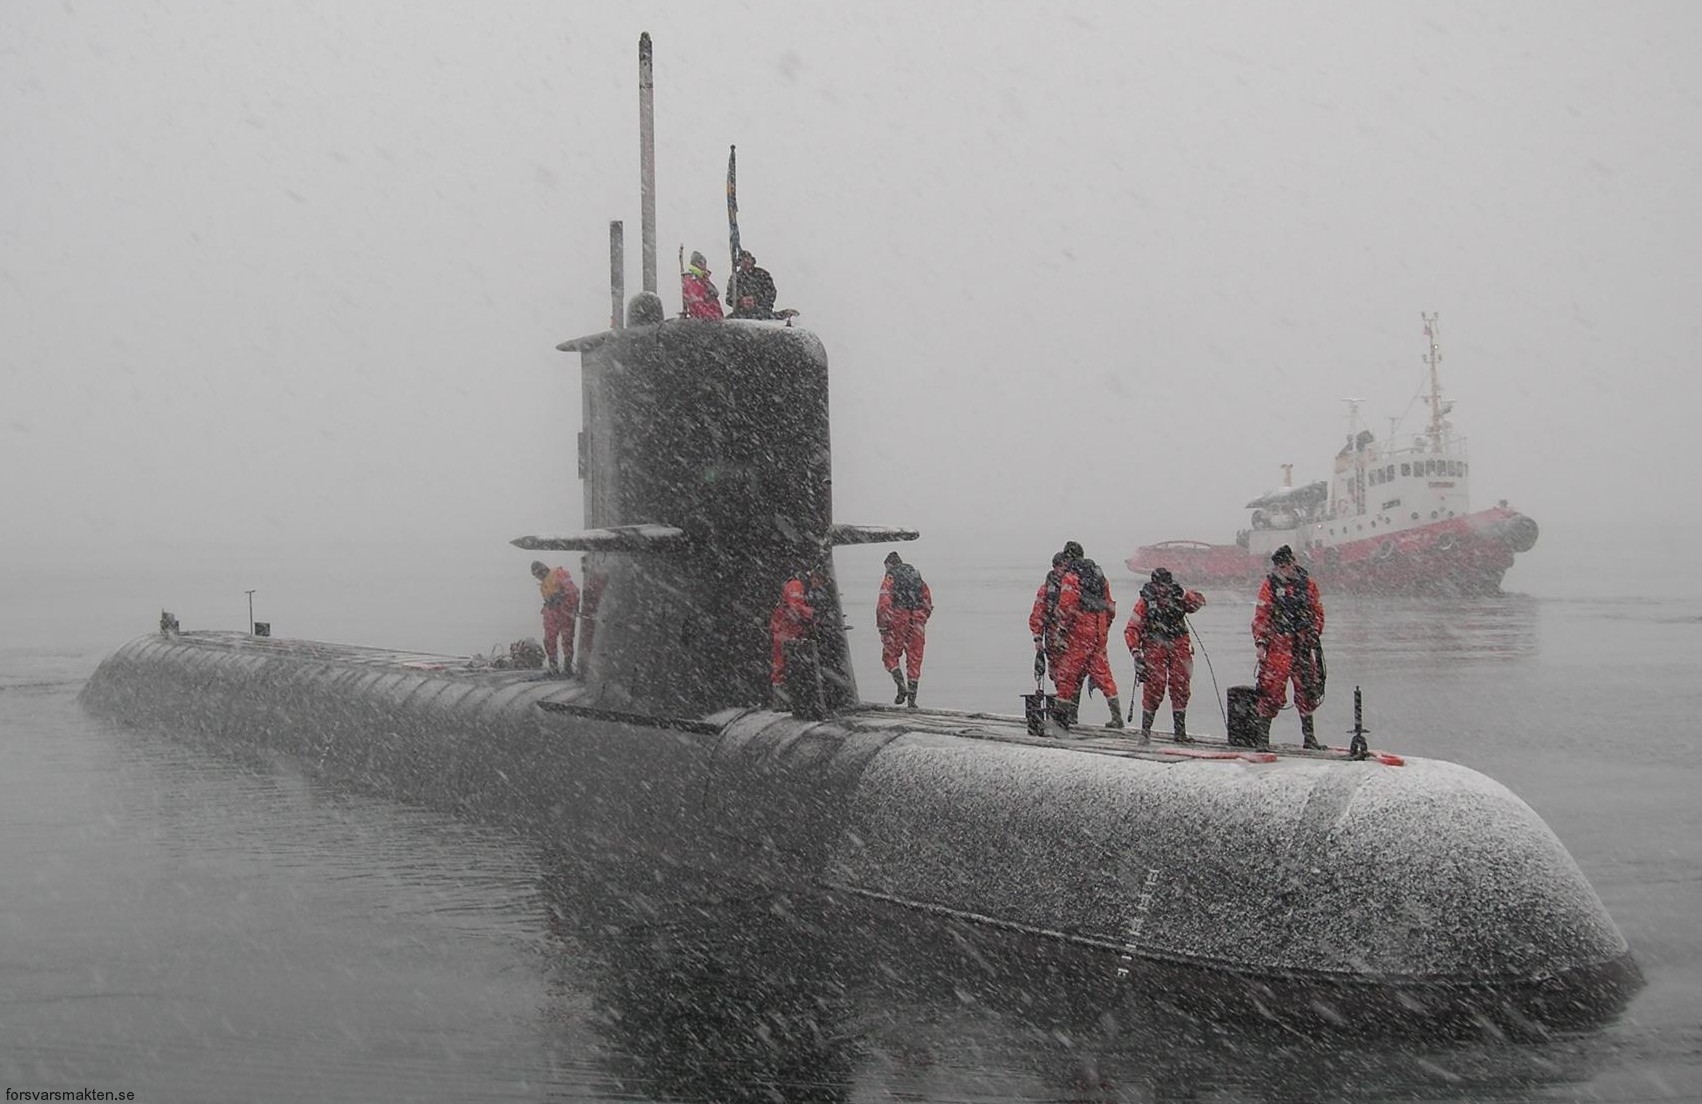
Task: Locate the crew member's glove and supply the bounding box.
[1133,652,1148,683]
[1033,634,1044,650]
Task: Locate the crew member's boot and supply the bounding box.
[1055,698,1076,731]
[547,657,560,678]
[1301,713,1323,750]
[1172,710,1192,743]
[1138,710,1155,743]
[1254,714,1273,750]
[771,683,792,711]
[890,667,907,705]
[905,680,919,709]
[1105,697,1125,729]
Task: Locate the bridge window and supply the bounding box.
[1400,463,1410,476]
[1386,465,1395,481]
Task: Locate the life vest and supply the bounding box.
[887,562,927,610]
[1139,580,1189,640]
[776,573,821,633]
[540,567,577,608]
[1267,567,1315,637]
[1073,559,1110,613]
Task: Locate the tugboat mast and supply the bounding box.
[1422,311,1447,453]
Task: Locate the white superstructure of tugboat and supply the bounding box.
[1130,314,1539,594]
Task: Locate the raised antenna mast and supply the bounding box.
[638,33,657,294]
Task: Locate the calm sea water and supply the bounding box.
[2,537,1698,1102]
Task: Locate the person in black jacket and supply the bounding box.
[726,250,778,319]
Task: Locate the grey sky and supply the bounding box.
[5,1,1699,588]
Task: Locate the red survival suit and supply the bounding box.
[1027,557,1070,688]
[1051,559,1119,723]
[876,562,932,685]
[769,573,819,688]
[1252,565,1326,720]
[1124,577,1206,715]
[537,565,580,674]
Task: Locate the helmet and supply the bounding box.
[1062,540,1084,560]
[1271,545,1295,566]
[1151,567,1173,584]
[530,560,549,578]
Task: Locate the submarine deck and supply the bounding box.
[158,632,1399,768]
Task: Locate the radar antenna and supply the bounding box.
[1340,397,1366,441]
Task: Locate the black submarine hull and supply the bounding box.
[81,630,1640,1033]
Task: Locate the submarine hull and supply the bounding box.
[81,631,1640,1032]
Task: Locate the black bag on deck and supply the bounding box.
[1227,685,1263,748]
[510,639,545,670]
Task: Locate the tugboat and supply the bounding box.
[1128,314,1539,594]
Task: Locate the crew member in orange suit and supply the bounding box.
[1252,544,1327,748]
[1028,551,1071,692]
[769,566,822,709]
[1124,567,1206,743]
[529,560,580,678]
[876,551,933,708]
[1050,541,1123,730]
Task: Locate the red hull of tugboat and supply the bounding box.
[1128,506,1539,595]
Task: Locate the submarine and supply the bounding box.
[81,33,1638,1033]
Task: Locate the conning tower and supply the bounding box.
[518,318,906,717]
[512,33,909,719]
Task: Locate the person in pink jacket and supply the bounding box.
[681,251,724,320]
